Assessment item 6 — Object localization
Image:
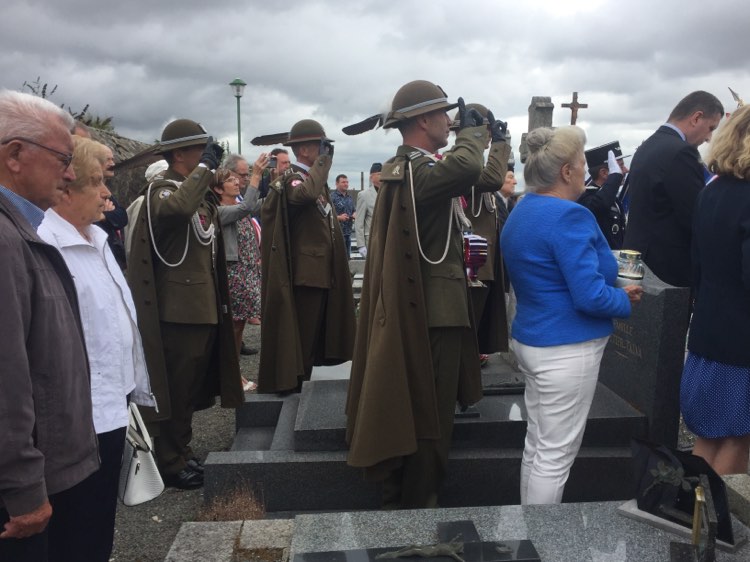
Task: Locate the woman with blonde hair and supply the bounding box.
[500,126,642,505]
[681,104,750,474]
[38,136,154,561]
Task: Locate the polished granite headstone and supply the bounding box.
[290,502,749,562]
[598,266,690,448]
[293,520,540,562]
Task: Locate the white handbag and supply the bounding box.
[118,403,164,506]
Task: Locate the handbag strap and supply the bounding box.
[128,403,154,451]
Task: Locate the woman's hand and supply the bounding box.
[623,285,644,304]
[252,153,269,176]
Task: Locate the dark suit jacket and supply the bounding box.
[495,194,511,292]
[623,125,704,286]
[688,175,750,366]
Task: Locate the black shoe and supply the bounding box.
[186,457,204,474]
[240,342,259,356]
[163,468,204,489]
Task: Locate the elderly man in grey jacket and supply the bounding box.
[354,162,381,257]
[0,90,99,561]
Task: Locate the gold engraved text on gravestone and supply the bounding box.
[611,320,642,359]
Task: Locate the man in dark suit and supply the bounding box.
[623,91,723,287]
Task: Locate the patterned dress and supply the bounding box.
[227,216,261,321]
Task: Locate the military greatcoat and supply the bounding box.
[258,155,356,393]
[127,166,243,423]
[346,126,488,472]
[466,140,511,353]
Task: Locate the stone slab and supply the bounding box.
[724,474,750,527]
[231,426,275,452]
[293,540,540,562]
[164,521,242,562]
[310,361,352,381]
[271,395,301,451]
[598,267,690,448]
[292,379,645,452]
[289,502,750,561]
[204,446,634,513]
[204,449,379,512]
[236,393,284,429]
[240,518,294,550]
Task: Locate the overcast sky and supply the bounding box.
[2,0,749,189]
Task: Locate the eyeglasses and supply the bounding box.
[1,136,74,169]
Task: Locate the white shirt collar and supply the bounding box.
[662,122,686,142]
[42,208,108,250]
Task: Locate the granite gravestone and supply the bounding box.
[519,96,554,163]
[598,265,691,448]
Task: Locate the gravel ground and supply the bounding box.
[110,320,700,561]
[110,323,261,562]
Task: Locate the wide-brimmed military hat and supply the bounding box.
[284,119,333,146]
[382,80,458,129]
[252,119,333,147]
[154,119,210,154]
[585,140,630,169]
[449,102,490,131]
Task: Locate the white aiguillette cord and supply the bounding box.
[146,180,215,268]
[407,159,452,265]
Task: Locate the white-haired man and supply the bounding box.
[0,90,99,561]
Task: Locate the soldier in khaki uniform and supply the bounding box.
[346,81,489,508]
[128,120,243,489]
[449,103,511,357]
[258,120,355,394]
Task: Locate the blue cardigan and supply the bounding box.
[500,193,631,347]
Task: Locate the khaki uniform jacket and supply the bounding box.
[0,194,99,515]
[467,141,511,353]
[258,157,356,393]
[346,126,488,469]
[127,166,243,422]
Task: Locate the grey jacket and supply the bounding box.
[0,193,99,516]
[354,187,377,248]
[218,189,261,262]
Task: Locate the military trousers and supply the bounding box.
[470,283,490,341]
[293,285,328,384]
[382,327,463,509]
[155,321,217,475]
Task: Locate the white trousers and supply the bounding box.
[512,336,609,505]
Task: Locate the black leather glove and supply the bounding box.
[200,136,224,170]
[457,97,485,130]
[486,110,508,143]
[319,139,335,157]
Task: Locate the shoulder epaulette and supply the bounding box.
[380,158,406,181]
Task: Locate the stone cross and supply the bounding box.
[562,91,588,125]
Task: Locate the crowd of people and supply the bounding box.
[1,78,747,561]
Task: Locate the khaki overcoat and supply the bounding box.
[467,140,511,353]
[346,126,488,470]
[258,156,356,393]
[127,166,243,422]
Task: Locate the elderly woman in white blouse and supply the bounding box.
[38,136,154,562]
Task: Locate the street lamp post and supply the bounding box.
[229,78,247,154]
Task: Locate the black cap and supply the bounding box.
[370,163,382,174]
[585,140,630,170]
